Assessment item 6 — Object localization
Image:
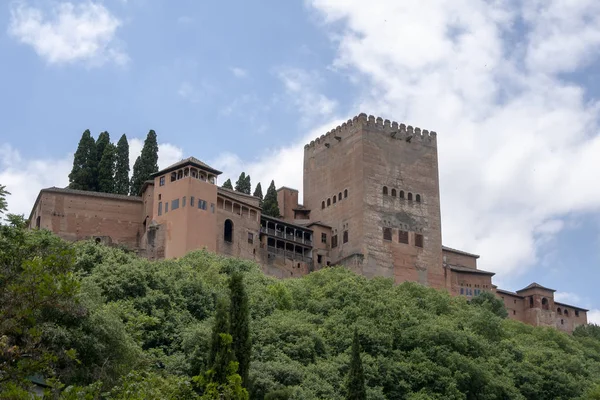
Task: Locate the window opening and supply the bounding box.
[321,233,327,244]
[331,235,338,248]
[415,233,424,248]
[248,232,254,244]
[338,192,342,201]
[191,196,195,207]
[344,189,348,198]
[391,189,397,197]
[321,201,325,209]
[333,196,336,204]
[158,202,162,216]
[165,202,169,213]
[159,176,165,186]
[224,219,233,243]
[541,297,549,310]
[398,230,409,244]
[35,216,41,228]
[343,230,348,244]
[182,196,186,207]
[171,172,176,182]
[416,194,421,202]
[383,227,392,241]
[172,199,180,210]
[383,186,388,195]
[327,198,331,207]
[317,255,322,264]
[400,190,405,199]
[408,192,413,201]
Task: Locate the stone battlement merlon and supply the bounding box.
[303,113,437,151]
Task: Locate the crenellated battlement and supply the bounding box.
[304,113,437,150]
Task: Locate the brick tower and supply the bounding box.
[303,113,443,287]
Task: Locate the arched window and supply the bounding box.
[333,196,337,204]
[541,297,549,310]
[391,189,397,197]
[557,307,562,315]
[564,309,569,317]
[416,194,421,202]
[35,216,41,229]
[400,190,405,199]
[344,189,348,198]
[321,201,325,209]
[408,192,413,201]
[338,192,342,201]
[171,172,177,182]
[383,186,388,195]
[327,198,331,206]
[224,219,233,243]
[529,296,534,308]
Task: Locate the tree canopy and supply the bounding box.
[222,179,234,190]
[0,184,9,215]
[68,130,97,191]
[130,130,159,196]
[114,134,130,195]
[262,180,280,218]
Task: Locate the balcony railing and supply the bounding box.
[266,246,312,264]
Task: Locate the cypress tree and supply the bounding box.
[235,172,247,193]
[0,184,9,215]
[253,182,263,203]
[95,132,110,163]
[229,272,251,387]
[222,179,233,190]
[114,134,130,195]
[244,174,251,195]
[130,130,159,196]
[208,297,230,368]
[97,143,116,193]
[346,330,366,400]
[68,130,97,191]
[262,180,280,217]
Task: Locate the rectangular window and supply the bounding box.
[165,202,169,213]
[415,233,424,248]
[211,203,215,213]
[383,227,392,241]
[332,235,338,248]
[198,199,207,210]
[159,176,165,186]
[343,230,348,244]
[398,230,409,244]
[513,310,516,315]
[248,232,254,244]
[158,202,162,216]
[191,196,195,207]
[317,254,322,264]
[321,233,327,244]
[172,198,180,210]
[475,289,480,296]
[460,288,464,295]
[182,196,186,207]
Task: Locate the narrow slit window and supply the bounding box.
[415,233,424,248]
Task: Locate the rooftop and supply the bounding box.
[445,263,495,276]
[151,156,222,178]
[442,245,480,259]
[516,282,556,293]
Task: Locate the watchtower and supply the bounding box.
[303,113,443,287]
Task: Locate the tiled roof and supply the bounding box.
[496,288,522,297]
[442,245,480,259]
[516,282,556,293]
[445,263,495,276]
[151,156,222,177]
[554,301,589,312]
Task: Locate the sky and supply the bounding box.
[0,0,599,323]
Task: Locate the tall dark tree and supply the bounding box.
[0,184,9,215]
[253,182,263,205]
[262,180,280,217]
[97,143,116,193]
[68,130,97,191]
[130,130,159,196]
[244,174,251,195]
[95,132,110,163]
[222,179,233,190]
[346,329,366,400]
[114,134,130,195]
[208,297,230,368]
[229,272,251,387]
[235,172,247,193]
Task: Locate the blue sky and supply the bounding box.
[1,0,599,321]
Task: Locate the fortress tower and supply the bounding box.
[303,113,443,287]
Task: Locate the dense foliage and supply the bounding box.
[113,134,130,195]
[253,182,264,203]
[262,180,280,218]
[68,129,97,191]
[235,172,252,195]
[2,224,600,399]
[0,184,9,214]
[222,179,234,190]
[130,130,159,196]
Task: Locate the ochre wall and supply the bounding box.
[443,250,478,269]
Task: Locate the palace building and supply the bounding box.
[28,113,588,332]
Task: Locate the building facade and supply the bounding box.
[28,113,588,332]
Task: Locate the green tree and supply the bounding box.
[68,130,97,191]
[235,173,247,193]
[222,179,234,190]
[97,143,116,193]
[0,184,9,215]
[95,131,110,164]
[114,134,130,195]
[262,180,280,217]
[470,291,508,318]
[346,329,366,400]
[229,272,251,387]
[209,297,230,368]
[130,130,159,196]
[244,175,251,195]
[253,182,263,202]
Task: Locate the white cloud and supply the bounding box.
[0,137,182,217]
[230,67,248,78]
[554,292,583,305]
[8,1,127,66]
[589,309,600,325]
[305,0,600,280]
[276,67,337,121]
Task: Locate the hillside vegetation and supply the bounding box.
[2,223,600,399]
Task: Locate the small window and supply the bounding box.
[416,194,421,202]
[415,233,424,248]
[513,310,516,315]
[317,254,322,264]
[182,196,186,207]
[383,186,388,195]
[514,299,516,304]
[408,192,413,201]
[391,189,397,197]
[322,201,325,209]
[460,288,464,295]
[326,261,331,266]
[158,194,162,200]
[561,319,564,325]
[398,230,409,244]
[198,199,207,210]
[165,202,169,213]
[400,190,405,199]
[343,230,348,244]
[159,176,165,186]
[224,219,233,243]
[557,308,562,315]
[171,172,176,182]
[191,196,195,207]
[321,233,327,244]
[383,227,392,241]
[327,198,331,206]
[333,196,337,204]
[344,189,348,198]
[172,199,180,210]
[564,309,569,317]
[575,310,580,317]
[158,202,163,216]
[332,235,338,248]
[35,216,41,228]
[210,203,215,213]
[248,232,254,244]
[338,192,342,201]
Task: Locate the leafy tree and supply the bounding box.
[244,175,251,195]
[95,131,111,166]
[98,142,116,193]
[262,180,280,217]
[68,130,97,191]
[0,184,9,215]
[222,179,234,190]
[346,330,366,400]
[229,272,251,387]
[235,172,247,193]
[130,130,159,196]
[470,290,508,318]
[253,182,263,202]
[114,134,130,195]
[208,297,230,368]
